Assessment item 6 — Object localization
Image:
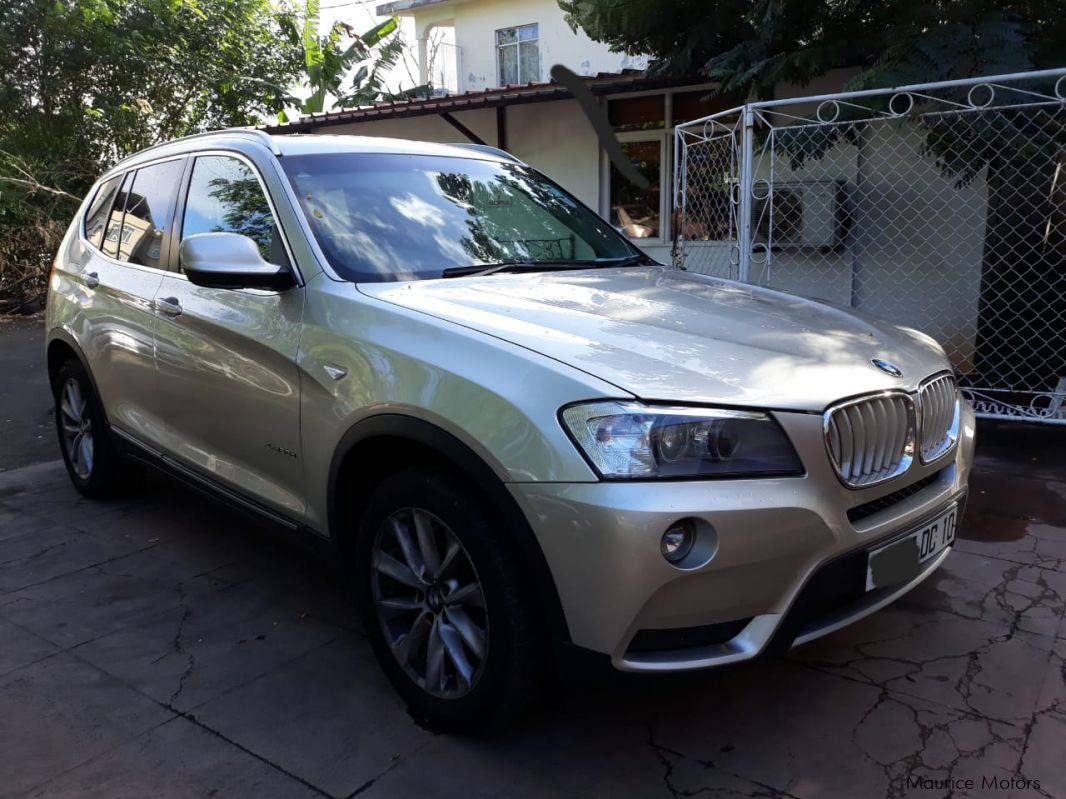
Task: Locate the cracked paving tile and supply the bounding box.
[793,549,1063,724]
[22,715,325,799]
[73,579,340,712]
[643,661,1031,799]
[0,651,173,798]
[0,616,60,678]
[0,526,158,596]
[0,550,227,649]
[191,636,432,799]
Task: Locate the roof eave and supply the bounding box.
[262,71,704,134]
[375,0,453,16]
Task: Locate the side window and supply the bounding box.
[182,155,288,267]
[83,176,122,249]
[119,159,185,268]
[101,172,134,260]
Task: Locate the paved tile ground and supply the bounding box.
[0,316,52,472]
[0,349,1063,798]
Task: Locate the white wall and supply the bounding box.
[407,0,648,92]
[681,116,988,372]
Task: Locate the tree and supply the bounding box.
[0,0,303,194]
[0,0,305,309]
[559,1,1064,99]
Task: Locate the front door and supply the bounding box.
[151,153,305,519]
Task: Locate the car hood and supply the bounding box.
[359,266,950,412]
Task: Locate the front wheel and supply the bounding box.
[355,468,544,731]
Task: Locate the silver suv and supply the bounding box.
[46,130,974,728]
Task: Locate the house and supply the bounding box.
[265,0,731,263]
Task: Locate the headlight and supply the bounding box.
[560,401,803,480]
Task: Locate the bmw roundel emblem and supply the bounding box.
[871,358,903,377]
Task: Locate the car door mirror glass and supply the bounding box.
[179,232,294,291]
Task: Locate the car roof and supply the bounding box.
[103,129,518,179]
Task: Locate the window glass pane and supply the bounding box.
[498,44,518,85]
[610,139,662,239]
[518,23,538,41]
[672,90,730,126]
[608,95,665,132]
[518,41,539,82]
[496,27,516,45]
[281,153,633,282]
[121,159,184,267]
[102,172,134,260]
[182,155,286,266]
[83,176,122,249]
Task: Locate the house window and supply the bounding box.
[608,95,664,132]
[496,24,539,85]
[609,137,664,240]
[604,89,722,243]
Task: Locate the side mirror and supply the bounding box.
[179,232,295,291]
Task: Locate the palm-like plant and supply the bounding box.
[262,0,430,123]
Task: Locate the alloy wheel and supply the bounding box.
[370,507,489,699]
[59,377,94,480]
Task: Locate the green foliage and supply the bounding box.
[560,0,1065,100]
[206,175,275,257]
[1,0,303,192]
[263,6,430,123]
[0,0,304,307]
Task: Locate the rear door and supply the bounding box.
[75,157,186,447]
[152,152,306,519]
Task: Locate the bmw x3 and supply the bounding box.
[46,130,974,728]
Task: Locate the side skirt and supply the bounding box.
[110,426,339,565]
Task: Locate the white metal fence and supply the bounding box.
[674,68,1066,423]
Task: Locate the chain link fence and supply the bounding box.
[675,68,1066,423]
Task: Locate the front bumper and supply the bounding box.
[509,402,976,671]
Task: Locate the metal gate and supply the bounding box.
[675,68,1066,423]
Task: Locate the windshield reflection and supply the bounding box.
[282,154,633,282]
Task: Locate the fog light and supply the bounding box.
[661,522,695,563]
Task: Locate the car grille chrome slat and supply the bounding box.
[825,393,914,487]
[918,373,961,463]
[825,372,961,488]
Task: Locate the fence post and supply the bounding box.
[672,128,684,267]
[736,104,756,282]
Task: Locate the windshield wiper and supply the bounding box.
[594,253,659,267]
[441,261,601,279]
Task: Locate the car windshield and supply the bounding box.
[280,153,637,282]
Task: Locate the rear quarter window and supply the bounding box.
[83,176,122,249]
[119,159,185,268]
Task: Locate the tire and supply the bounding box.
[354,467,545,731]
[53,359,143,499]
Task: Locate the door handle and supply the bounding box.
[84,271,99,289]
[155,296,182,317]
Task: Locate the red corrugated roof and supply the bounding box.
[262,70,699,133]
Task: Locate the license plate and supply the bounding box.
[866,504,957,591]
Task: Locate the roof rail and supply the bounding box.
[447,143,523,164]
[114,128,281,168]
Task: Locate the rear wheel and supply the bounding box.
[53,359,142,498]
[355,468,544,731]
